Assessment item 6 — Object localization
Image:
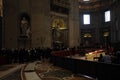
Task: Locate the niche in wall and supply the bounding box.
[18,12,31,48]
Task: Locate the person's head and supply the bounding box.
[105,52,109,55]
[100,54,103,57]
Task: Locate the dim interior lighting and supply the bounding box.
[89,52,93,54]
[83,0,90,1]
[83,33,92,38]
[103,32,109,37]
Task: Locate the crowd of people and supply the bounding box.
[0,46,120,65]
[0,47,52,64]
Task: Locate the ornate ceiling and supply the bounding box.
[79,0,118,11]
[51,0,119,12]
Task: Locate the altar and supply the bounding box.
[68,49,105,61]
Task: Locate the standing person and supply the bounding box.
[98,54,104,62]
[103,52,111,63]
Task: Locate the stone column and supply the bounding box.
[3,0,19,48]
[30,0,51,48]
[69,0,80,47]
[93,12,100,44]
[117,5,120,42]
[111,8,119,43]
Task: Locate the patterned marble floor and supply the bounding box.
[34,61,95,80]
[0,61,96,80]
[0,65,15,71]
[0,69,21,80]
[0,63,24,79]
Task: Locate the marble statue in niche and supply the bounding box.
[20,14,31,38]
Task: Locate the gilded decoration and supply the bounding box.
[52,18,66,42]
[52,18,66,30]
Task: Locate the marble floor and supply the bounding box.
[0,60,96,80]
[1,69,21,80]
[0,63,24,79]
[33,61,95,80]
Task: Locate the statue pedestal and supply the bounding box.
[20,35,28,38]
[18,36,31,48]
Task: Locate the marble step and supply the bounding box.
[25,72,41,80]
[24,62,36,72]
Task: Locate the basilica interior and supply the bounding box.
[0,0,120,80]
[0,0,119,49]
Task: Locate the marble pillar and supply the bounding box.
[69,0,80,47]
